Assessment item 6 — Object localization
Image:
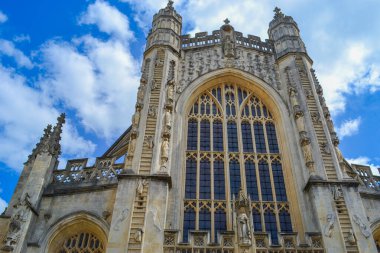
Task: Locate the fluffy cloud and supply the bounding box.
[336,117,361,139]
[0,39,33,68]
[0,10,7,23]
[346,156,380,176]
[79,0,133,40]
[0,64,96,171]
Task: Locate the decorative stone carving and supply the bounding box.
[134,228,143,242]
[2,193,31,251]
[163,108,172,134]
[347,229,356,245]
[160,137,170,173]
[288,87,299,111]
[310,112,320,123]
[155,56,164,67]
[166,82,175,104]
[352,214,371,238]
[301,144,314,171]
[136,179,148,196]
[144,135,154,149]
[320,142,330,154]
[128,137,137,154]
[132,106,141,132]
[137,86,145,104]
[235,189,251,245]
[331,185,343,200]
[114,208,129,231]
[324,213,335,238]
[151,79,159,90]
[148,106,157,118]
[238,213,251,244]
[168,60,176,82]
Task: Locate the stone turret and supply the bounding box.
[268,7,307,59]
[146,0,182,52]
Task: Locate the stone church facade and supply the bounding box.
[1,2,380,253]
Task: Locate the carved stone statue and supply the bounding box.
[137,86,145,104]
[148,106,157,118]
[132,107,141,131]
[301,144,314,170]
[238,212,251,244]
[288,87,299,110]
[347,229,356,245]
[161,138,169,160]
[128,137,136,154]
[324,213,335,238]
[167,83,174,103]
[164,109,172,132]
[136,179,147,196]
[331,185,343,200]
[144,136,154,149]
[223,35,235,58]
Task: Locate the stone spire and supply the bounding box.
[25,124,52,164]
[49,113,65,157]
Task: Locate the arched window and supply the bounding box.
[59,232,105,253]
[183,83,292,244]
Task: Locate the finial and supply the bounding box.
[49,113,66,157]
[25,124,52,164]
[223,18,230,25]
[167,0,174,8]
[273,7,284,19]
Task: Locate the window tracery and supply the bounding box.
[183,83,292,244]
[58,232,105,253]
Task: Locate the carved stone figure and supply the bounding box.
[331,185,343,200]
[144,136,154,149]
[238,212,251,244]
[347,229,356,245]
[302,144,313,168]
[161,138,170,160]
[134,229,143,242]
[132,107,141,131]
[136,179,148,196]
[148,106,157,117]
[151,79,159,90]
[352,214,371,238]
[128,137,136,154]
[324,213,335,238]
[167,83,174,103]
[164,109,172,132]
[311,112,320,123]
[137,86,145,104]
[223,35,235,58]
[288,87,299,110]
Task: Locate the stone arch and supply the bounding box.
[42,211,109,253]
[371,219,380,251]
[170,68,308,239]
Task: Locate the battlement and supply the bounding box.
[181,30,274,54]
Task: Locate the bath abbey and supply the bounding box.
[1,2,380,253]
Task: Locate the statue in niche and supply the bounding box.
[238,212,251,244]
[144,136,154,149]
[132,107,141,131]
[302,144,313,170]
[136,179,148,196]
[134,228,143,242]
[347,229,356,245]
[128,137,137,154]
[295,114,306,133]
[331,185,343,200]
[151,79,159,90]
[320,142,330,154]
[167,82,174,104]
[324,213,335,238]
[148,106,157,118]
[164,109,172,132]
[160,137,170,173]
[223,35,235,58]
[137,86,145,104]
[288,87,299,109]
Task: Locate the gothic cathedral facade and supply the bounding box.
[1,3,380,253]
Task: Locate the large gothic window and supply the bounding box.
[57,232,105,253]
[183,83,292,244]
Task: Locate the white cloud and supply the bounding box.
[0,39,33,68]
[346,156,380,176]
[0,65,96,171]
[40,35,140,141]
[79,0,133,40]
[336,117,361,139]
[0,197,7,214]
[13,34,31,43]
[0,10,7,23]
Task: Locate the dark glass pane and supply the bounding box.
[229,160,241,197]
[199,209,211,231]
[200,120,210,151]
[200,159,211,199]
[194,103,199,114]
[227,122,238,152]
[259,161,273,201]
[272,161,287,201]
[214,209,227,242]
[206,103,210,114]
[213,120,223,151]
[245,160,259,201]
[183,209,195,242]
[263,105,268,118]
[279,211,292,232]
[238,88,244,105]
[254,122,267,153]
[241,122,254,152]
[265,212,278,245]
[250,103,257,117]
[214,160,225,200]
[266,122,279,153]
[187,119,198,150]
[252,210,262,231]
[185,158,197,199]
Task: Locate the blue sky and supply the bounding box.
[0,0,380,212]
